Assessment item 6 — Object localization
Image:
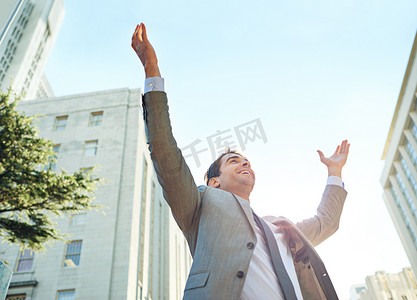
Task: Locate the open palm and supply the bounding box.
[317,140,350,176]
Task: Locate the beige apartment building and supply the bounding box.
[1,88,192,299]
[381,31,417,276]
[0,0,63,99]
[350,268,417,300]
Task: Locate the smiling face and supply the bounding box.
[208,153,256,200]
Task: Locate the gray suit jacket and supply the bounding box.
[142,91,347,300]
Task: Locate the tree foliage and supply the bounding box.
[0,90,101,250]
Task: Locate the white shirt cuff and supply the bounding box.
[327,176,344,188]
[144,77,165,93]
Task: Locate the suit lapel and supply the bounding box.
[231,193,256,236]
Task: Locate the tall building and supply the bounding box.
[350,268,417,300]
[0,0,64,99]
[381,31,417,276]
[1,88,192,299]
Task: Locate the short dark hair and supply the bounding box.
[204,148,241,185]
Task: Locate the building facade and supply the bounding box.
[1,88,192,299]
[351,268,417,300]
[381,32,417,276]
[0,0,64,99]
[350,284,367,300]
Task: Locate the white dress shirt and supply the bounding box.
[143,77,344,299]
[241,176,342,300]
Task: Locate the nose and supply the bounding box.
[242,160,251,168]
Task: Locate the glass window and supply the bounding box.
[391,185,417,249]
[6,295,26,300]
[16,249,34,272]
[407,142,417,168]
[396,172,417,219]
[401,157,417,195]
[54,116,68,131]
[47,144,60,171]
[64,241,82,267]
[57,290,75,300]
[89,111,103,127]
[71,212,87,225]
[412,123,417,142]
[80,167,94,180]
[84,140,98,157]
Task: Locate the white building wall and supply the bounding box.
[381,32,417,276]
[0,0,64,99]
[2,88,192,300]
[35,72,54,98]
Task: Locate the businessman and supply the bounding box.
[132,23,349,300]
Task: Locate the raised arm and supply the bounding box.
[131,24,201,232]
[297,140,350,246]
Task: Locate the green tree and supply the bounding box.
[0,90,101,250]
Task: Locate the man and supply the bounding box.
[132,23,349,300]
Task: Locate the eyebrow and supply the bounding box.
[225,155,248,164]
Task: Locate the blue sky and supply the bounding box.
[45,0,417,297]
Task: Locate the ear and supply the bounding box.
[208,177,220,188]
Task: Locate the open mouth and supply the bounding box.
[239,170,251,175]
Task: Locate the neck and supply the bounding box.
[224,187,252,201]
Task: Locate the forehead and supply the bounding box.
[220,153,247,166]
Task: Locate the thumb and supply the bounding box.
[317,150,325,161]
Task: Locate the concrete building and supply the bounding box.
[351,268,417,300]
[381,31,417,276]
[350,284,367,300]
[0,0,64,99]
[2,88,192,299]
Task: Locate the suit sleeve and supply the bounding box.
[296,185,347,246]
[142,91,201,231]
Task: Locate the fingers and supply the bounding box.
[132,23,145,46]
[333,145,340,156]
[319,140,350,158]
[339,140,350,154]
[138,23,144,42]
[141,23,148,42]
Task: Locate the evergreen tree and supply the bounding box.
[0,90,101,250]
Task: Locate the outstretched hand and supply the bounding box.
[317,140,350,178]
[131,23,160,78]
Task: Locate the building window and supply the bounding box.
[71,212,87,225]
[80,167,94,180]
[57,290,75,300]
[410,121,417,142]
[84,140,98,157]
[16,249,34,272]
[6,295,26,300]
[401,157,417,195]
[64,240,82,267]
[54,116,68,131]
[391,185,417,249]
[89,111,103,127]
[406,142,417,168]
[46,144,60,171]
[81,167,93,173]
[396,172,417,219]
